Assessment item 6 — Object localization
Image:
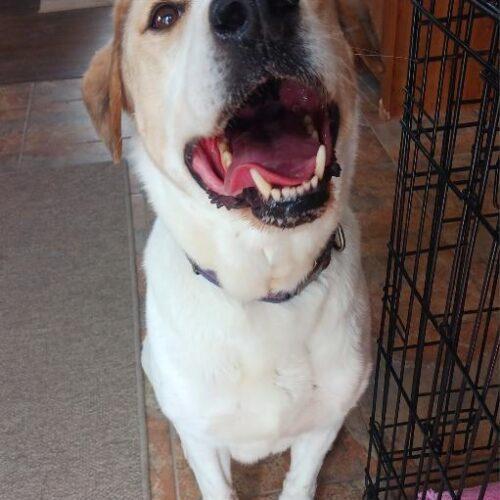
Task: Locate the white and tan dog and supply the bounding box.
[83,1,372,498]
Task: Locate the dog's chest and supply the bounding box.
[142,219,363,449]
[205,342,318,436]
[145,324,325,445]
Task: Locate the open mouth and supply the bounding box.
[185,77,340,228]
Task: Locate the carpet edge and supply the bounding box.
[123,162,152,500]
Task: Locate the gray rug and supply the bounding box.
[0,162,150,500]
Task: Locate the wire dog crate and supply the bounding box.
[364,1,499,498]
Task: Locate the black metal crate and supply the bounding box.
[364,1,499,498]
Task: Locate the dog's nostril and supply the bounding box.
[210,0,300,44]
[218,2,247,33]
[275,0,300,10]
[211,0,249,39]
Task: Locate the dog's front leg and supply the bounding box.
[179,433,237,500]
[280,421,343,500]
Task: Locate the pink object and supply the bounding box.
[418,482,500,500]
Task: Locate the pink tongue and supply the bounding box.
[224,116,319,196]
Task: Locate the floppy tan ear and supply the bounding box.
[82,45,124,163]
[82,0,131,164]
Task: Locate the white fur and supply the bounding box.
[118,2,371,498]
[138,141,371,498]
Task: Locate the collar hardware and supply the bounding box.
[332,224,346,252]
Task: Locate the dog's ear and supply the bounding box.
[82,0,131,164]
[83,44,123,163]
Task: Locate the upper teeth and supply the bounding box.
[218,139,228,154]
[222,151,232,170]
[304,115,316,137]
[218,140,232,170]
[315,145,326,179]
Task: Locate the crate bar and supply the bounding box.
[365,1,499,497]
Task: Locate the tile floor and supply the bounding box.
[0,70,398,499]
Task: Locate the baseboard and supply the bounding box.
[39,0,113,13]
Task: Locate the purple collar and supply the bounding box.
[188,225,346,303]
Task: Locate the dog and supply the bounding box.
[83,1,372,498]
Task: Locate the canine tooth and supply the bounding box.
[222,151,232,170]
[218,139,229,155]
[304,115,316,136]
[315,145,326,179]
[306,124,315,135]
[311,175,319,189]
[250,169,271,200]
[271,189,281,202]
[312,130,319,141]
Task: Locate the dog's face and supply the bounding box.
[84,0,358,230]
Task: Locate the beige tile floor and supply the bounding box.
[0,70,398,500]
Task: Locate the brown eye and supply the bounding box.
[150,4,182,30]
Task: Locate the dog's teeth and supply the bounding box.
[297,185,305,196]
[222,151,232,170]
[315,145,326,179]
[271,189,281,202]
[250,169,271,200]
[218,139,229,155]
[312,130,319,141]
[218,140,230,168]
[311,175,319,189]
[304,115,316,136]
[303,180,311,192]
[289,187,297,199]
[282,187,291,199]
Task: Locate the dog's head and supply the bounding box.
[84,0,359,231]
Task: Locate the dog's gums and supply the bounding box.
[185,78,341,228]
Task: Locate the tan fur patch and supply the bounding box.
[82,0,132,163]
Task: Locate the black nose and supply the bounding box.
[210,0,300,44]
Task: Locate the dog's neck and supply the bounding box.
[135,145,345,302]
[187,224,346,303]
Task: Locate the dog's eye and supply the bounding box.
[150,4,182,30]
